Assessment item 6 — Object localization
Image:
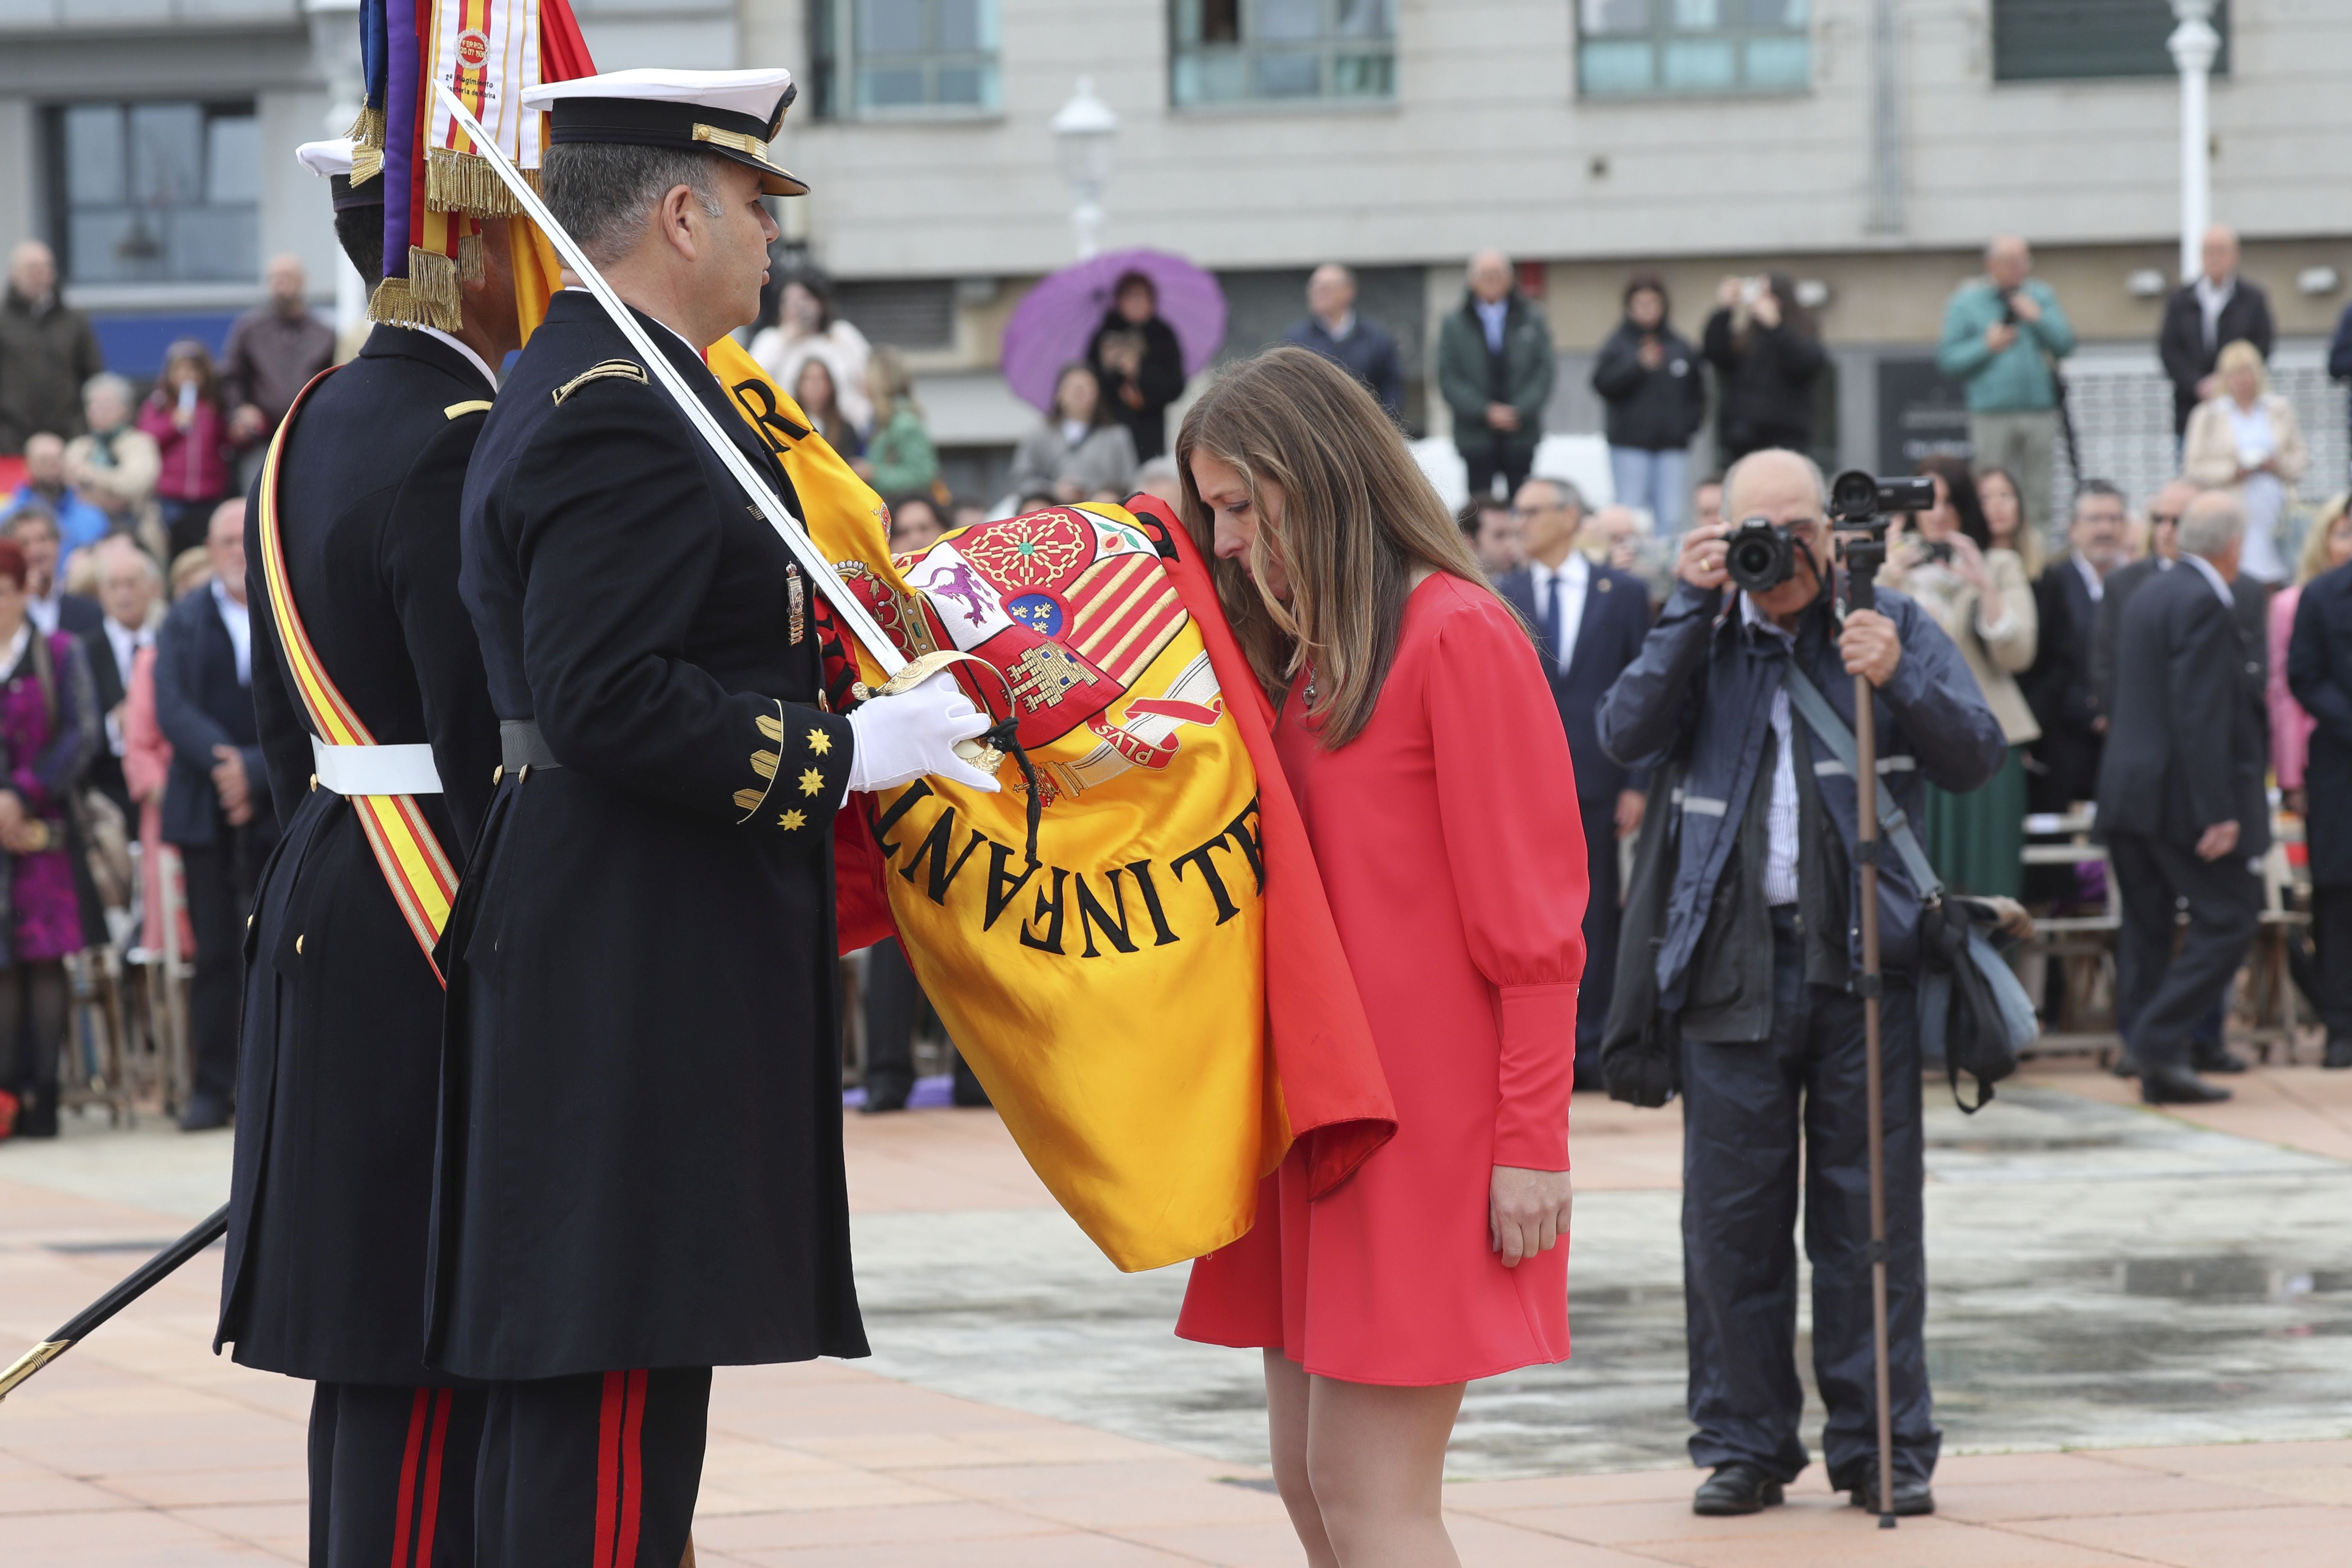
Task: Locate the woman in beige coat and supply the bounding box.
[1880,455,2038,897]
[2184,338,2309,585]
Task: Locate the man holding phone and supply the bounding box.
[1936,236,2075,552]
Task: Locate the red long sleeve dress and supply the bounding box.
[1176,572,1589,1386]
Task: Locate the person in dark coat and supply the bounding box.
[2096,491,2268,1106]
[1700,273,1822,463]
[1087,271,1187,465]
[83,537,159,826]
[1494,476,1652,1087]
[0,240,104,455]
[2020,480,2129,812]
[2158,225,2274,440]
[206,138,511,1567]
[1281,263,1403,420]
[438,70,995,1559]
[154,496,276,1131]
[5,505,102,640]
[1598,448,2003,1521]
[1436,250,1555,501]
[1592,273,1707,538]
[2288,557,2352,1069]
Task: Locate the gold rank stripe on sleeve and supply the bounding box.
[254,370,462,985]
[551,359,648,404]
[444,399,493,419]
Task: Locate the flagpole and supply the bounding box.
[432,81,908,680]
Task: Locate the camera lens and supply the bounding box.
[1724,519,1796,593]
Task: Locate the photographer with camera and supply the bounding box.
[1597,448,2005,1521]
[1937,236,2075,548]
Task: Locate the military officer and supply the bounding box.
[430,69,995,1559]
[215,140,510,1565]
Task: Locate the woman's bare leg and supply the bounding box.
[1305,1375,1464,1568]
[1263,1350,1339,1567]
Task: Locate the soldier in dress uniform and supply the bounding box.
[430,68,996,1559]
[214,140,511,1564]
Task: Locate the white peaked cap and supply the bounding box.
[520,67,796,125]
[297,138,356,180]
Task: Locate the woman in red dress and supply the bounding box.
[1173,348,1588,1566]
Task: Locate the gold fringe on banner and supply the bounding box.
[346,105,388,187]
[457,230,485,286]
[365,260,462,333]
[427,148,528,218]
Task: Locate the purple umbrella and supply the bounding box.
[1000,248,1228,414]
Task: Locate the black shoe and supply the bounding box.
[1693,1463,1784,1516]
[2109,1051,2139,1079]
[12,1085,57,1139]
[1849,1474,1936,1516]
[2190,1044,2249,1074]
[2141,1064,2232,1105]
[178,1094,233,1132]
[2325,1037,2352,1071]
[859,1078,912,1115]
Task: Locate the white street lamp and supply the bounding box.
[1051,77,1118,262]
[2168,0,2221,283]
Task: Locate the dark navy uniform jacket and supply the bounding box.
[427,290,863,1381]
[216,325,502,1385]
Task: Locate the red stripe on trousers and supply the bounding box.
[389,1388,430,1568]
[594,1372,625,1568]
[615,1369,648,1567]
[413,1389,453,1565]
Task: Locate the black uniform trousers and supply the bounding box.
[310,1382,488,1568]
[2107,831,2260,1070]
[1575,797,1621,1081]
[862,938,984,1104]
[475,1367,710,1568]
[1681,907,1939,1489]
[2314,885,2352,1040]
[181,821,262,1108]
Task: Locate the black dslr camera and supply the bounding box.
[1723,471,1936,597]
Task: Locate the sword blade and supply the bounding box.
[430,82,907,679]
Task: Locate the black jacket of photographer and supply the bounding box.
[1596,576,2004,1041]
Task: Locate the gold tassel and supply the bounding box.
[427,148,527,218]
[346,105,387,187]
[367,259,462,333]
[457,230,485,285]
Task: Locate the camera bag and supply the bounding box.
[1782,667,2035,1112]
[1599,757,1685,1108]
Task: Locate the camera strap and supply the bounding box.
[1779,664,1945,903]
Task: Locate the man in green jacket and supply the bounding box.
[1936,234,2075,546]
[1439,251,1555,501]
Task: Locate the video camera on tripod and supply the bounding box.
[1722,470,1937,607]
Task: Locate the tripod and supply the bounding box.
[1839,529,1900,1531]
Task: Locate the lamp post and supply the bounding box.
[1050,77,1118,261]
[2168,0,2220,282]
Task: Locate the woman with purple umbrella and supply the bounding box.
[1087,271,1187,464]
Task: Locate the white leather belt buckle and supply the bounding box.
[310,737,444,796]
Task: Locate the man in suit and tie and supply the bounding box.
[2021,481,2129,812]
[2095,491,2268,1106]
[1496,476,1652,1085]
[155,497,276,1130]
[83,535,156,823]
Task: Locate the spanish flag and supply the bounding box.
[705,337,1396,1274]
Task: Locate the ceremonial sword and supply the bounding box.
[0,1204,229,1405]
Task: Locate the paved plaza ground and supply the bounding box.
[4,1053,2351,1564]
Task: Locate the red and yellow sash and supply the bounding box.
[254,369,461,984]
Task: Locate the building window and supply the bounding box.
[809,0,1001,118]
[45,100,258,286]
[1170,0,1397,107]
[1577,0,1812,98]
[1993,0,2228,83]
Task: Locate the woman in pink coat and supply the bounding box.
[2272,496,2352,803]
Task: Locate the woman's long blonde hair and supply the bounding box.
[2297,492,2351,585]
[1176,346,1500,748]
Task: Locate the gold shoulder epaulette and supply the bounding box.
[553,360,649,405]
[444,399,493,420]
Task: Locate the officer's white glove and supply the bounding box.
[846,671,1001,794]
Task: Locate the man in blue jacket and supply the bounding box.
[1599,448,2004,1522]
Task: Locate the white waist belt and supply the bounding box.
[311,737,444,796]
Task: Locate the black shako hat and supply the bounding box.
[523,68,807,197]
